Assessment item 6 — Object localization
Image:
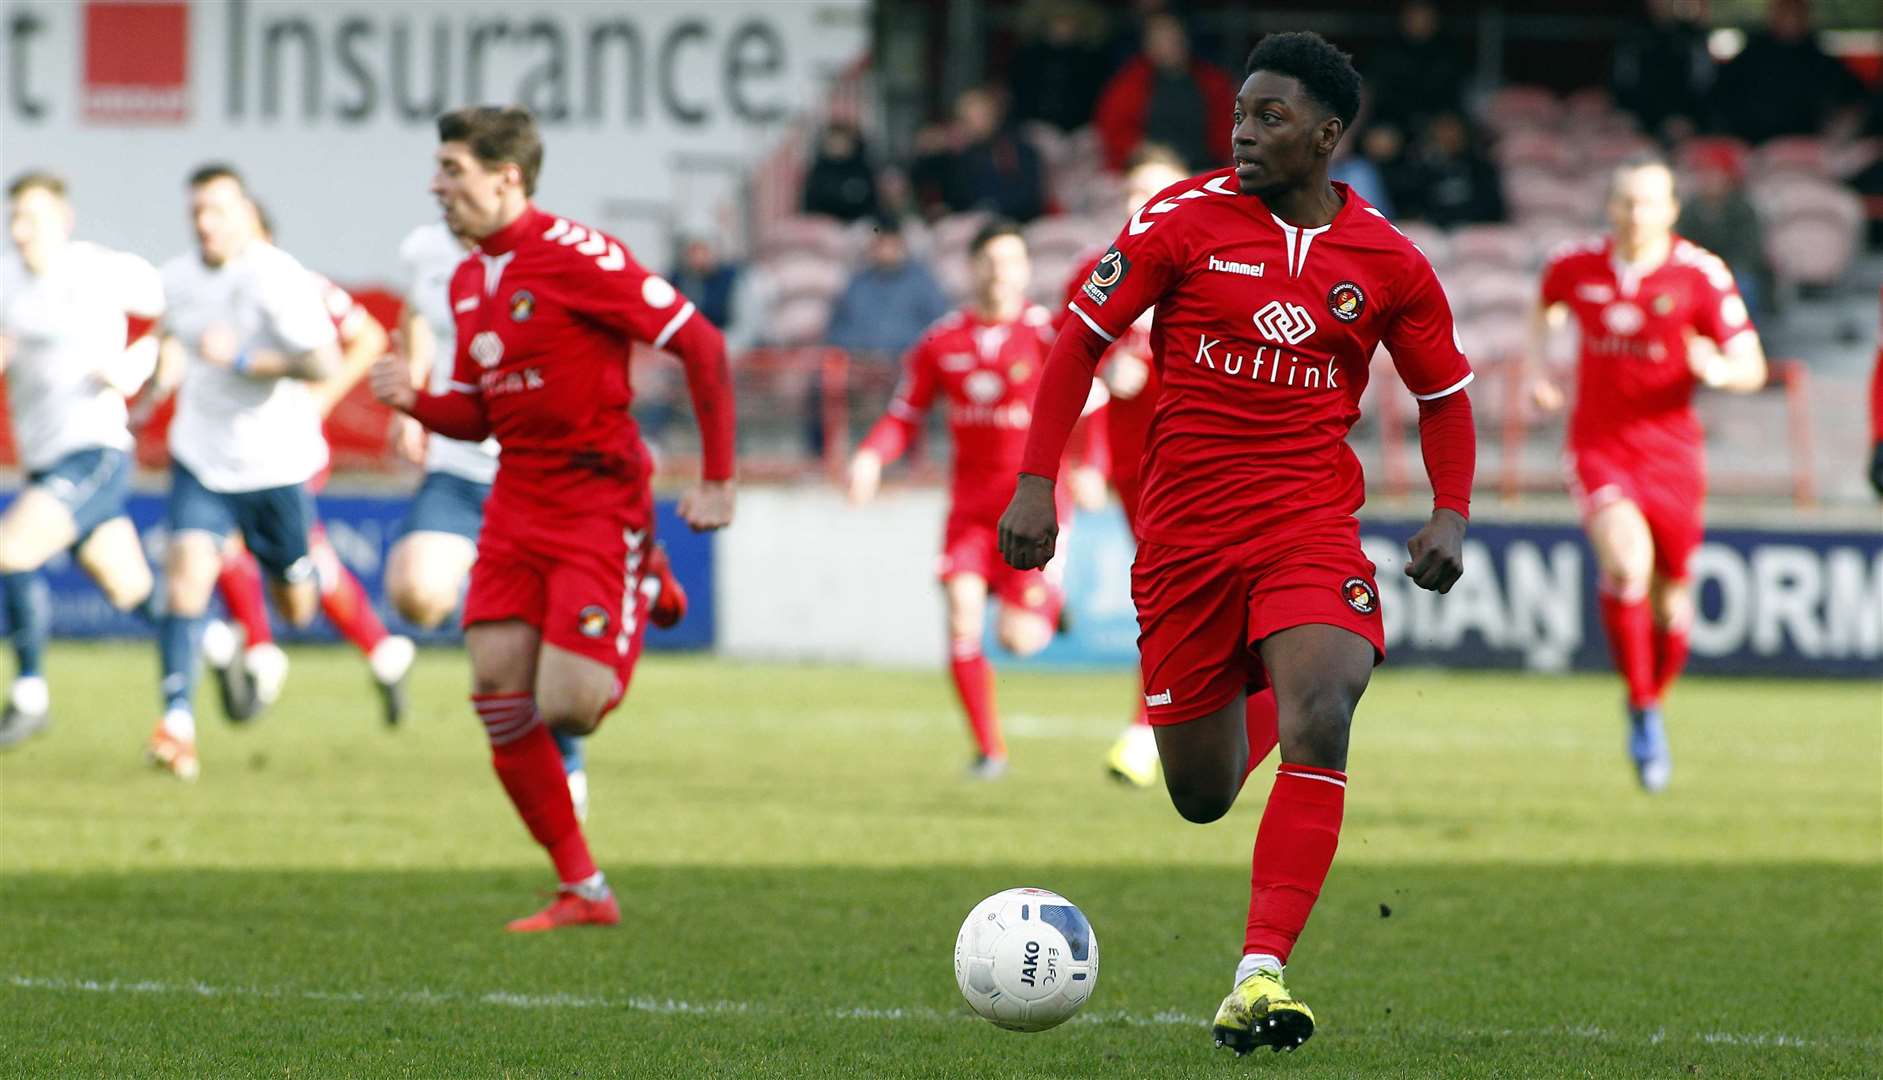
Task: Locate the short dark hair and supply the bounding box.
[438,106,544,195]
[969,218,1025,257]
[188,162,245,191]
[1244,32,1362,132]
[7,171,66,201]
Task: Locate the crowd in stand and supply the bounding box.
[655,0,1878,453]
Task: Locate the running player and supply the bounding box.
[1061,144,1285,790]
[382,219,689,820]
[1528,155,1766,792]
[202,203,415,726]
[0,172,164,747]
[370,106,735,931]
[149,164,341,779]
[1000,34,1475,1054]
[848,221,1101,779]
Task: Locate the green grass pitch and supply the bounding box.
[2,643,1878,1078]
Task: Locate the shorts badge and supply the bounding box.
[578,604,610,638]
[1341,577,1377,615]
[510,290,535,321]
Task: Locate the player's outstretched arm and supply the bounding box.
[998,317,1110,570]
[663,311,737,532]
[313,309,390,418]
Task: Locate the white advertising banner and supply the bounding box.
[0,0,867,280]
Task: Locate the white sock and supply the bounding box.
[11,675,49,714]
[161,707,196,742]
[1236,953,1284,988]
[566,870,609,900]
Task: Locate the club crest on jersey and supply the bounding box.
[1342,577,1378,615]
[1082,247,1130,307]
[1650,293,1675,316]
[578,605,610,639]
[509,290,535,321]
[469,330,504,368]
[1009,361,1031,383]
[964,369,1006,404]
[1327,281,1366,323]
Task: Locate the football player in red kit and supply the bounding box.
[1066,144,1285,791]
[849,221,1102,779]
[1001,34,1475,1054]
[1868,288,1882,496]
[1529,156,1765,793]
[371,107,736,932]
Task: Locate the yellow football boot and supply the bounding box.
[1212,966,1314,1055]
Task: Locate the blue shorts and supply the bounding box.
[29,446,133,545]
[168,463,316,584]
[395,470,490,543]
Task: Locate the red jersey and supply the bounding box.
[1024,173,1472,548]
[435,206,733,508]
[860,303,1060,520]
[1539,236,1752,461]
[311,272,369,343]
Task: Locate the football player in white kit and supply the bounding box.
[147,164,340,779]
[0,172,165,747]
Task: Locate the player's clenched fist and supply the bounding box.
[369,352,418,412]
[679,480,735,532]
[998,473,1058,571]
[1403,508,1466,593]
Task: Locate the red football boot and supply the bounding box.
[643,542,687,629]
[505,888,621,933]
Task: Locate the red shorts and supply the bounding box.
[1566,445,1704,581]
[1132,519,1385,725]
[937,512,1066,624]
[462,488,653,716]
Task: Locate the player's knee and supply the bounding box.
[1165,780,1235,824]
[538,696,604,736]
[391,580,454,629]
[996,617,1052,658]
[1278,684,1356,770]
[276,582,319,628]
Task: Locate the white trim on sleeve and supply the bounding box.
[1067,301,1115,343]
[1411,371,1475,401]
[448,380,481,394]
[652,301,696,349]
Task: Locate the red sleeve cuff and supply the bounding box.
[1416,390,1476,520]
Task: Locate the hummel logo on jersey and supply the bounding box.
[1145,689,1172,707]
[1252,300,1316,346]
[1208,255,1265,278]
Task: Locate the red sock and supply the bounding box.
[475,693,595,886]
[1598,591,1657,709]
[949,638,1004,759]
[217,547,273,646]
[320,560,389,655]
[1652,623,1691,700]
[1244,764,1347,964]
[1242,690,1280,784]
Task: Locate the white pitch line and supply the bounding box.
[7,974,1873,1053]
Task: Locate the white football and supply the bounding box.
[953,887,1099,1032]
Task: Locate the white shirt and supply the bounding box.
[161,241,337,492]
[399,222,497,484]
[0,242,164,471]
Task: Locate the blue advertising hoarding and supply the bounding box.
[1021,506,1883,679]
[9,490,714,650]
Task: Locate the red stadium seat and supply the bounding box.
[1754,136,1831,179]
[931,212,992,258]
[1450,224,1536,269]
[757,215,849,262]
[1024,215,1106,262]
[1482,86,1562,134]
[1494,131,1574,172]
[1397,221,1451,267]
[770,295,834,346]
[761,252,850,304]
[1766,213,1859,286]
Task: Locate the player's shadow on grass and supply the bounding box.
[2,863,1878,1078]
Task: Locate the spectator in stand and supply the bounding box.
[1010,0,1108,133]
[1366,1,1469,137]
[825,217,951,361]
[1612,0,1715,142]
[670,234,740,332]
[1675,144,1768,317]
[1092,13,1234,173]
[1332,134,1394,218]
[802,121,881,223]
[1357,124,1423,221]
[939,88,1050,222]
[1408,112,1506,228]
[1710,0,1866,144]
[907,123,957,221]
